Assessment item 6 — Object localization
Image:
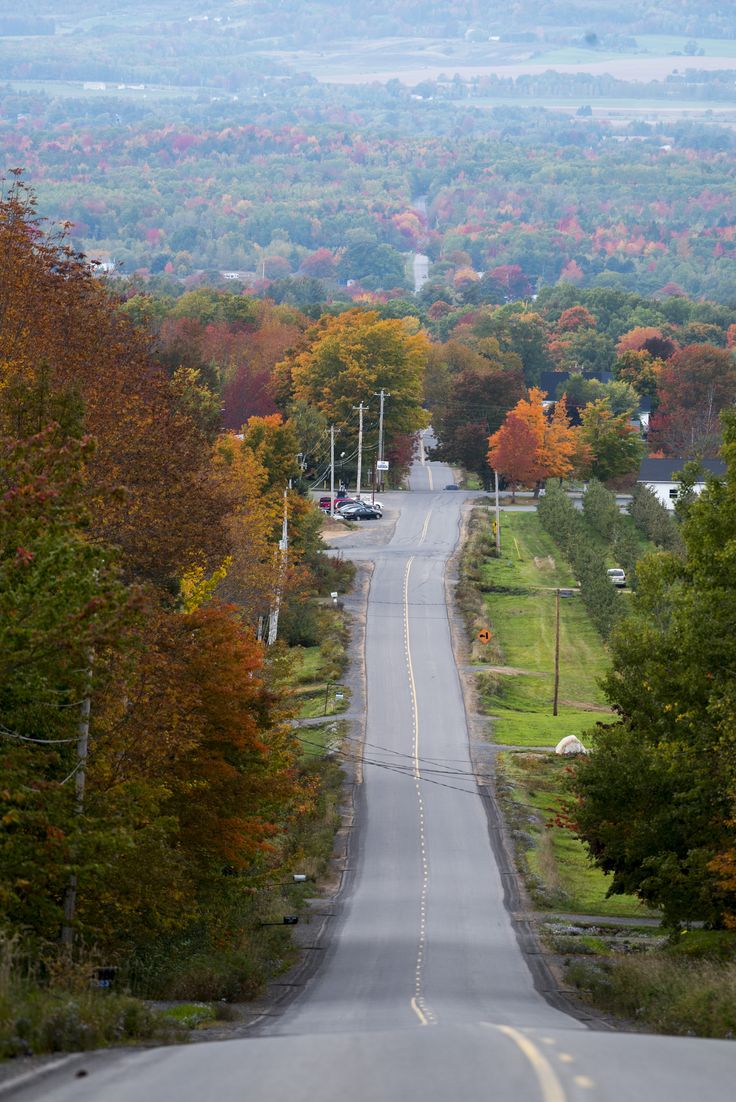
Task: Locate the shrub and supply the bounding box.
[567,953,736,1038]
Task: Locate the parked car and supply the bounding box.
[607,568,626,587]
[339,504,382,520]
[318,495,358,512]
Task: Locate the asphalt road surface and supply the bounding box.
[17,438,736,1101]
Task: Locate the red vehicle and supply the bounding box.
[318,495,358,512]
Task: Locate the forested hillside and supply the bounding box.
[3,94,736,301]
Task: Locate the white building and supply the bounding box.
[637,457,726,510]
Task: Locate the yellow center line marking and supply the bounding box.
[493,1026,568,1102]
[419,508,433,545]
[404,556,435,1027]
[427,463,433,491]
[405,556,420,781]
[574,1076,595,1089]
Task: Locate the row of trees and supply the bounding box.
[572,414,736,927]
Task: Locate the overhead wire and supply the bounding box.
[293,732,488,796]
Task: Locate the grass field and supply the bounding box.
[499,751,656,919]
[476,511,613,747]
[635,35,736,58]
[290,644,349,720]
[295,720,346,764]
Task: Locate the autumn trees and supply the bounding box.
[429,339,525,489]
[487,388,578,499]
[0,179,319,988]
[275,309,429,484]
[648,344,736,458]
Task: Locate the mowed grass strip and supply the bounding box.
[476,512,613,747]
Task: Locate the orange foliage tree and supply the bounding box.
[488,387,578,497]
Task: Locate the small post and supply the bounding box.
[323,681,331,716]
[553,587,561,716]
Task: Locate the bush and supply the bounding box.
[0,985,166,1058]
[567,953,736,1038]
[613,520,641,579]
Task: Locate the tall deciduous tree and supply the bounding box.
[572,410,736,927]
[0,176,233,587]
[578,399,645,482]
[284,309,429,456]
[485,412,540,501]
[648,343,736,458]
[489,387,578,495]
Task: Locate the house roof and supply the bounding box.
[638,457,726,483]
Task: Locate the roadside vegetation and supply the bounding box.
[566,936,736,1039]
[289,607,351,720]
[0,184,363,1059]
[462,507,613,747]
[496,752,654,919]
[459,446,736,1037]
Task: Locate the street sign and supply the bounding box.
[376,460,389,471]
[478,629,492,644]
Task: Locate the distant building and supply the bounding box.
[632,397,652,436]
[637,457,726,510]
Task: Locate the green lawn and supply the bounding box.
[476,512,613,746]
[499,751,657,919]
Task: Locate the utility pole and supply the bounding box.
[61,662,92,947]
[353,401,369,499]
[267,489,288,646]
[494,468,501,555]
[329,423,336,517]
[374,388,390,492]
[553,587,561,717]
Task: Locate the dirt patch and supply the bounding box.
[533,555,556,571]
[560,700,613,713]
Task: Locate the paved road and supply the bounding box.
[16,438,736,1101]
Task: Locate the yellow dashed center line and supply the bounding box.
[404,555,436,1027]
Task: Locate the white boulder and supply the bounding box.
[555,735,588,756]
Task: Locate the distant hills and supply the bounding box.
[31,2,736,45]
